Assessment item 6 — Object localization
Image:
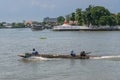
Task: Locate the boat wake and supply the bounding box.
[90,55,120,60]
[30,56,49,60]
[20,56,50,62]
[19,56,53,63]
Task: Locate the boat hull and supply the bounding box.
[31,25,44,31]
[18,53,90,59]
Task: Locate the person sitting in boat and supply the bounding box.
[70,50,76,57]
[80,51,86,57]
[32,48,38,56]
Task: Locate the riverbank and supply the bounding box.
[53,26,120,31]
[1,26,120,31]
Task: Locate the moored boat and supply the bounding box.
[31,25,44,31]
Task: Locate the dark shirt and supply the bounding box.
[70,51,76,57]
[32,51,38,55]
[80,51,86,57]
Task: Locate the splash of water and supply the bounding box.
[90,55,120,60]
[28,56,49,61]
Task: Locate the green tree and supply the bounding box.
[99,15,117,26]
[117,13,120,25]
[12,22,25,28]
[57,16,65,25]
[0,23,4,27]
[83,5,93,27]
[107,15,117,26]
[75,8,83,25]
[70,12,75,22]
[65,14,70,22]
[90,6,110,26]
[99,16,108,26]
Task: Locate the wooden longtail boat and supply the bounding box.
[18,53,91,59]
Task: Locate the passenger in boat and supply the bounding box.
[80,51,86,57]
[70,50,76,57]
[32,48,38,56]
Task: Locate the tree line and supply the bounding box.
[1,5,120,28]
[57,5,120,27]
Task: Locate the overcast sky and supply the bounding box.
[0,0,120,22]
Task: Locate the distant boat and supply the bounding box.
[31,25,44,31]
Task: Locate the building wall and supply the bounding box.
[43,17,57,23]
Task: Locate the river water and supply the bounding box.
[0,28,120,80]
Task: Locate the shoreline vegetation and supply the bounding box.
[0,5,120,31]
